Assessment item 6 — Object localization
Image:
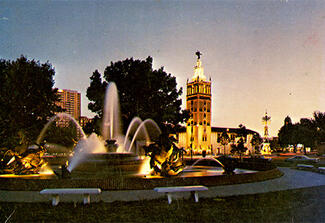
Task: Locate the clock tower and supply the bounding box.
[186,51,212,154]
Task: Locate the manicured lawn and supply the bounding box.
[1,186,324,222]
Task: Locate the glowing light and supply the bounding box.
[138,157,153,175]
[39,164,54,175]
[7,157,15,165]
[192,58,206,81]
[0,165,54,178]
[0,173,52,178]
[261,143,271,155]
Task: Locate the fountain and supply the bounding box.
[0,82,163,179]
[63,82,162,178]
[0,81,282,190]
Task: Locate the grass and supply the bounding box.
[0,186,324,223]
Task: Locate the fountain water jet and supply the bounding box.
[102,82,121,141]
[36,113,86,145]
[123,117,143,152]
[67,133,106,172]
[187,157,225,169]
[127,119,161,154]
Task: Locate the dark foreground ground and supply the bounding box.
[0,185,324,223]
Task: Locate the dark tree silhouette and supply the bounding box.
[251,133,262,154]
[230,138,247,159]
[0,56,61,149]
[220,131,230,155]
[86,57,189,133]
[278,112,325,153]
[278,116,295,149]
[313,111,325,144]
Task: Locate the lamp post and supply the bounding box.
[262,112,271,142]
[261,111,271,154]
[190,121,193,161]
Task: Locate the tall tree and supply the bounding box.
[230,138,247,159]
[238,124,248,143]
[87,57,188,133]
[251,133,262,154]
[278,116,295,149]
[313,111,325,145]
[86,70,107,134]
[220,131,230,155]
[0,56,60,149]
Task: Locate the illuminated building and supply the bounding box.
[56,89,81,127]
[176,52,259,155]
[79,116,93,128]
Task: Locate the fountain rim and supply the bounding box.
[0,167,283,191]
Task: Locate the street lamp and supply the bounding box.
[190,120,194,161]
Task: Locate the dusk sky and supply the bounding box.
[1,0,324,137]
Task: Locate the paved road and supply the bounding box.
[202,167,325,198]
[1,167,325,203]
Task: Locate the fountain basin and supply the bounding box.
[70,152,143,178]
[0,168,283,191]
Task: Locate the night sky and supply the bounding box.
[1,0,324,136]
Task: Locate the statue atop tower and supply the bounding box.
[192,51,206,81]
[196,51,202,59]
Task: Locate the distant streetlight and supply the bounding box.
[190,120,194,160]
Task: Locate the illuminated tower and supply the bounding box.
[261,111,271,155]
[186,51,212,154]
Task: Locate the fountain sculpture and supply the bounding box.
[143,133,185,176]
[0,143,47,175]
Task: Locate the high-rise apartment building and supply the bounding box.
[56,89,81,126]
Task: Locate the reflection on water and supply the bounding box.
[141,166,257,178]
[180,166,257,177]
[0,172,55,179]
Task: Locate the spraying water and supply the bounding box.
[127,119,161,153]
[102,82,121,141]
[36,113,86,145]
[66,82,161,171]
[67,133,106,172]
[123,117,143,151]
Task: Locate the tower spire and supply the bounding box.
[192,51,206,81]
